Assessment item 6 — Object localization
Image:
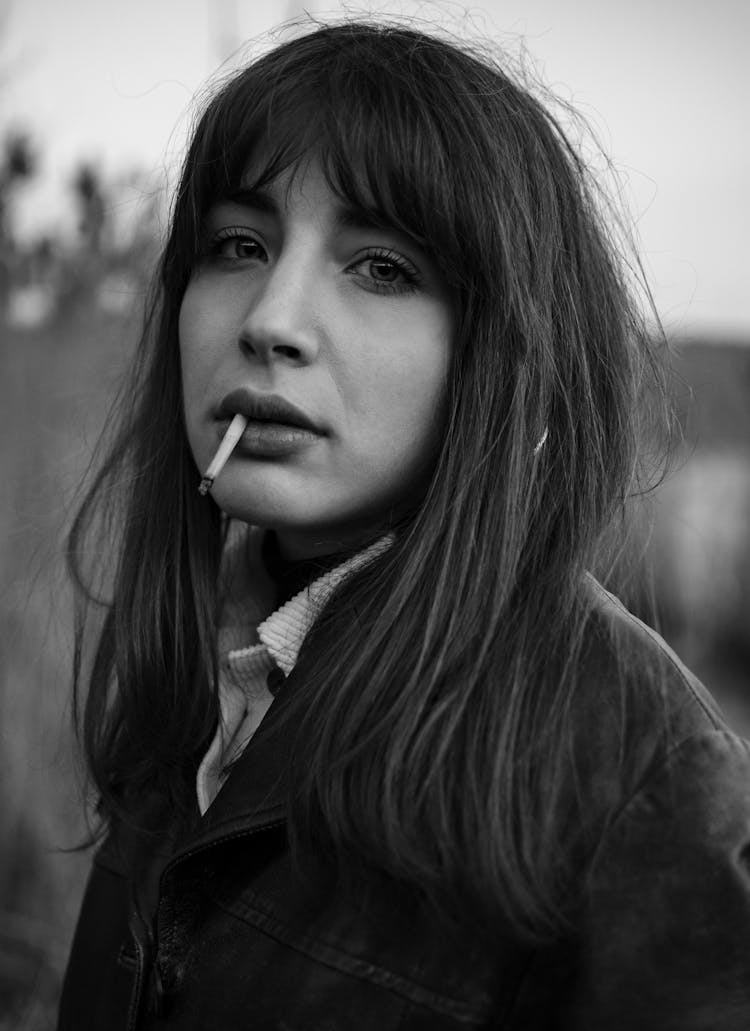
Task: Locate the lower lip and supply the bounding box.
[216,419,323,458]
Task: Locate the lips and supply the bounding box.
[216,388,324,434]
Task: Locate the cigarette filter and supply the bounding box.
[198,413,248,495]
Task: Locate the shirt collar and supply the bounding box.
[257,534,393,675]
[220,524,394,678]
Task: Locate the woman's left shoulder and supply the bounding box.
[569,575,747,819]
[582,574,731,735]
[555,580,750,1028]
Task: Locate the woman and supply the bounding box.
[60,21,750,1030]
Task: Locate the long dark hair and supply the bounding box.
[69,21,671,940]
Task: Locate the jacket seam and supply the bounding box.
[208,889,488,1023]
[125,924,146,1031]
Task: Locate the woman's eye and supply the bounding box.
[350,250,420,294]
[206,229,267,263]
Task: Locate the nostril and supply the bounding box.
[238,335,304,362]
[238,336,255,360]
[272,343,302,360]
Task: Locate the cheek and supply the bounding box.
[349,321,450,472]
[381,322,450,432]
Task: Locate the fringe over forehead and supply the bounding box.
[174,23,562,301]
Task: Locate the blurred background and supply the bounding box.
[1,0,748,1025]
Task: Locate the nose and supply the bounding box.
[236,254,321,366]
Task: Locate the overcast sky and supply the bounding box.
[2,0,748,337]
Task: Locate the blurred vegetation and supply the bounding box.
[0,128,748,1026]
[0,130,156,1029]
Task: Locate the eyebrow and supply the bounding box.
[222,187,390,234]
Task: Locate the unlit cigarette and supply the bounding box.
[198,413,248,495]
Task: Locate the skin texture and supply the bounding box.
[179,158,453,560]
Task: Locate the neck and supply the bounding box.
[272,521,392,563]
[262,532,356,606]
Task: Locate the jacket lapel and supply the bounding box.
[169,673,300,864]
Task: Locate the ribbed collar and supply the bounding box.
[255,535,393,674]
[220,524,394,677]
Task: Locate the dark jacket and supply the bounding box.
[58,585,750,1030]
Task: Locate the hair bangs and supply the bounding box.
[182,35,466,289]
[185,73,319,227]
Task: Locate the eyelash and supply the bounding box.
[202,228,422,296]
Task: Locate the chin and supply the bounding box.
[209,479,317,530]
[211,491,286,528]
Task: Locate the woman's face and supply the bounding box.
[179,157,453,559]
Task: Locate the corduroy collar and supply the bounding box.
[220,523,394,677]
[255,534,393,675]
